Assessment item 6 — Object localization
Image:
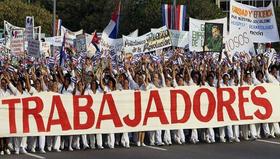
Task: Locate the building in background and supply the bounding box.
[215,0,280,13]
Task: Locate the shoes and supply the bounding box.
[220,138,226,143]
[97,146,104,149]
[30,148,36,153]
[39,149,46,154]
[68,147,73,152]
[47,147,52,152]
[5,149,11,155]
[20,148,27,154]
[15,150,19,155]
[141,143,146,146]
[0,151,4,155]
[54,149,61,152]
[235,138,240,143]
[137,141,141,147]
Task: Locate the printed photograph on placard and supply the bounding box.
[204,23,223,52]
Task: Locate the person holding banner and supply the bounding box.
[99,61,117,149]
[265,64,280,137]
[84,79,104,149]
[25,71,47,153]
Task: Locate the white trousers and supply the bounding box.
[270,123,280,136]
[241,124,257,139]
[172,129,185,143]
[206,128,215,141]
[121,133,130,147]
[46,136,60,150]
[107,133,115,148]
[88,134,103,148]
[14,137,27,151]
[219,126,234,139]
[28,136,45,150]
[190,129,198,141]
[149,130,162,145]
[163,130,171,144]
[72,135,89,149]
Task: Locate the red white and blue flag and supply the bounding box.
[102,2,121,39]
[162,4,186,31]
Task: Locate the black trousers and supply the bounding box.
[0,138,8,151]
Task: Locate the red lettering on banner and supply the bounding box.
[73,95,95,130]
[22,97,45,133]
[251,86,272,120]
[143,90,169,125]
[217,88,238,121]
[170,90,191,124]
[2,99,21,133]
[193,88,216,122]
[123,91,142,127]
[96,94,123,129]
[238,87,253,120]
[46,96,71,131]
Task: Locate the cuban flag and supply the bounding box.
[162,4,186,30]
[102,1,121,39]
[174,5,186,31]
[91,31,100,52]
[59,34,66,66]
[162,4,173,29]
[56,19,62,36]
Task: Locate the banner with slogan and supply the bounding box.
[123,26,172,55]
[28,39,40,58]
[3,20,25,49]
[10,29,25,56]
[230,0,279,43]
[0,84,279,137]
[61,26,83,49]
[169,30,189,48]
[189,18,227,52]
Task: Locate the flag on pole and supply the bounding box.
[91,31,100,52]
[102,1,121,39]
[162,4,173,29]
[162,4,186,30]
[175,5,186,31]
[59,34,66,66]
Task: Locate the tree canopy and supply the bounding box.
[0,0,53,35]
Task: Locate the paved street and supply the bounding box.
[2,138,280,159]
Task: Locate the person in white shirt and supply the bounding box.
[265,64,280,137]
[84,80,104,149]
[26,76,47,153]
[0,76,13,155]
[72,80,90,150]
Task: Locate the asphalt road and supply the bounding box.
[2,138,280,159]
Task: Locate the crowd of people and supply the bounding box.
[0,45,279,155]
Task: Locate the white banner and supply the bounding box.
[3,20,25,49]
[10,29,25,56]
[169,30,189,48]
[0,84,279,137]
[25,16,34,41]
[123,26,172,54]
[28,39,40,58]
[189,17,227,52]
[230,0,279,43]
[44,36,63,47]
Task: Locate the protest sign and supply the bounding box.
[230,0,279,43]
[204,23,224,52]
[123,26,172,55]
[25,16,34,41]
[10,29,25,56]
[189,17,227,52]
[0,84,279,137]
[76,34,87,54]
[169,29,189,48]
[28,39,40,58]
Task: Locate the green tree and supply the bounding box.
[0,0,53,35]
